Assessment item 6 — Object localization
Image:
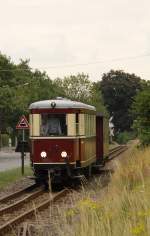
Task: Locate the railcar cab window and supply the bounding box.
[40,114,67,136]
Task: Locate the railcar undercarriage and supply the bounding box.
[33,162,95,186]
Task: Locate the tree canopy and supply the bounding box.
[53,73,92,102]
[99,70,142,131]
[53,73,107,114]
[0,53,64,133]
[2,51,148,147]
[0,53,106,137]
[132,87,150,146]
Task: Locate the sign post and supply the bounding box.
[16,115,29,175]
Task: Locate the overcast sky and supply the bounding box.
[0,0,150,81]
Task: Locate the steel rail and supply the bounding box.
[109,145,126,154]
[108,145,128,161]
[0,187,44,216]
[0,188,69,235]
[0,183,38,203]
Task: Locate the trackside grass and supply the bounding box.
[27,146,150,236]
[0,166,32,189]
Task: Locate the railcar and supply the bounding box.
[29,97,109,184]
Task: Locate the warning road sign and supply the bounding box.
[16,115,29,129]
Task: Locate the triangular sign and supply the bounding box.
[16,115,29,129]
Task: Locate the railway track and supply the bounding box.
[108,145,128,161]
[0,183,38,204]
[96,145,128,174]
[0,145,127,235]
[0,186,69,235]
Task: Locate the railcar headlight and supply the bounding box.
[40,151,47,158]
[61,151,67,158]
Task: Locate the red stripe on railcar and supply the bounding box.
[31,108,96,114]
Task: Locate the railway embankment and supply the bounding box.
[1,141,150,236]
[0,147,32,193]
[20,141,150,236]
[0,167,33,193]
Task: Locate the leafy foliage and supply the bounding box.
[132,87,150,146]
[53,73,107,114]
[53,73,92,102]
[90,82,107,115]
[100,70,142,131]
[0,53,106,139]
[115,131,136,144]
[0,53,64,134]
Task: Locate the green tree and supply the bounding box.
[0,53,64,134]
[53,73,107,114]
[100,70,141,131]
[53,73,92,103]
[132,88,150,146]
[0,52,107,138]
[0,53,15,86]
[90,82,107,114]
[0,53,16,131]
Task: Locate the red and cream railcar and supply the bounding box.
[29,98,108,183]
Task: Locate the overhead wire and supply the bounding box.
[37,52,150,69]
[0,52,149,71]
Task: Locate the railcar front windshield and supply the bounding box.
[40,114,67,136]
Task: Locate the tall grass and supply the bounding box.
[26,147,150,236]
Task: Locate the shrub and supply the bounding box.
[115,131,136,144]
[0,133,9,147]
[132,88,150,146]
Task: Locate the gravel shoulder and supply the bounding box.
[0,177,35,199]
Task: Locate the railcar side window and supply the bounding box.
[76,113,79,135]
[84,114,96,136]
[40,114,67,136]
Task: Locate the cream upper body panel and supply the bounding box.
[29,98,96,138]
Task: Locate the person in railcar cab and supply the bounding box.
[41,114,62,136]
[47,114,62,135]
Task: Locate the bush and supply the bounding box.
[115,131,136,144]
[0,133,9,147]
[139,127,150,146]
[132,88,150,146]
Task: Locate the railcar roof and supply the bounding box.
[29,98,96,111]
